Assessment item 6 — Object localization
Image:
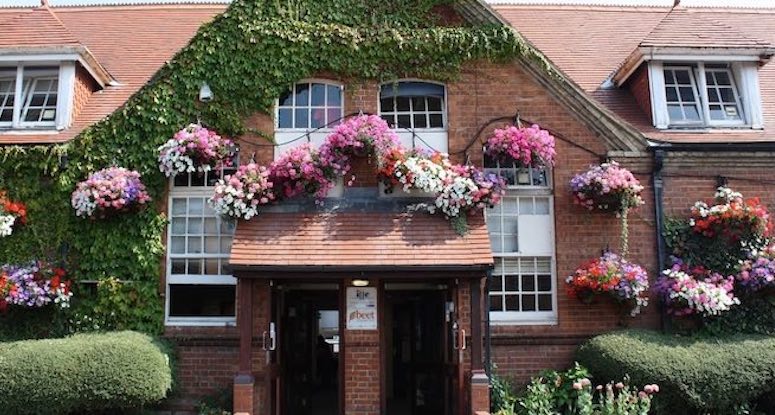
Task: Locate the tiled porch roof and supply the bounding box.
[229,212,494,269]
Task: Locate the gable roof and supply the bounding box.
[0,4,225,145]
[492,4,775,144]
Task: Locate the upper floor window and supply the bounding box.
[484,154,556,325]
[277,81,343,130]
[0,65,68,129]
[167,164,238,326]
[379,81,446,130]
[649,61,763,129]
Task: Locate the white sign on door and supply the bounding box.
[346,286,377,330]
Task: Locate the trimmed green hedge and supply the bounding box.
[576,329,775,414]
[0,331,172,415]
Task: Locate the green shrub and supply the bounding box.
[0,331,172,415]
[577,329,775,414]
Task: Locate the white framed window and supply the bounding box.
[649,61,763,129]
[276,81,343,130]
[379,81,448,153]
[166,167,238,326]
[275,80,344,157]
[0,62,75,130]
[485,156,556,325]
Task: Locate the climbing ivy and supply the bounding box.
[0,0,552,335]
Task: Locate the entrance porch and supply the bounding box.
[227,212,493,415]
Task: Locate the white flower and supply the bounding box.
[0,214,15,237]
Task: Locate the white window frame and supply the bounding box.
[274,79,344,158]
[378,80,448,131]
[0,61,74,130]
[378,79,449,154]
[165,175,237,327]
[649,60,763,129]
[485,158,557,325]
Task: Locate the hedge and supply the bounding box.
[0,331,172,415]
[576,329,775,414]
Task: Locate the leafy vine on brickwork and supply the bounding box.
[0,0,553,337]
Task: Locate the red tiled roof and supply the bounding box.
[493,5,775,144]
[640,8,772,49]
[229,212,494,268]
[0,7,80,48]
[0,4,225,145]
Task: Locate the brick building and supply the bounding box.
[1,1,774,415]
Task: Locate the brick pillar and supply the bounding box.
[234,375,255,415]
[470,370,490,415]
[343,283,381,415]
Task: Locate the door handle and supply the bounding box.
[269,322,277,351]
[460,329,467,350]
[452,322,459,350]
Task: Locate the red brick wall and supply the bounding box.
[167,57,664,403]
[627,64,652,122]
[71,63,99,125]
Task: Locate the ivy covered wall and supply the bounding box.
[0,0,541,337]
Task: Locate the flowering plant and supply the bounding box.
[0,263,72,312]
[689,187,771,243]
[319,114,401,177]
[570,161,644,213]
[654,263,739,317]
[71,167,152,218]
[211,163,275,220]
[484,124,556,168]
[269,143,335,200]
[737,246,775,292]
[0,191,27,238]
[158,124,235,177]
[565,252,649,316]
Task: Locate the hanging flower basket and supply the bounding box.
[211,163,275,220]
[737,246,775,293]
[484,124,556,168]
[318,114,401,177]
[0,263,73,312]
[570,161,643,213]
[655,263,739,317]
[71,167,152,219]
[269,143,335,200]
[689,186,771,243]
[0,191,27,238]
[158,124,235,177]
[565,251,649,316]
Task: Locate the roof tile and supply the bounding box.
[229,212,494,267]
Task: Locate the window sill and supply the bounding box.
[490,319,558,326]
[165,318,237,327]
[0,128,60,135]
[660,126,757,132]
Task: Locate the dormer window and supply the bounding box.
[662,63,745,127]
[647,60,764,130]
[0,62,75,130]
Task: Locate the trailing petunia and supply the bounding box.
[689,186,771,243]
[566,251,649,316]
[71,167,152,218]
[158,124,235,177]
[318,114,402,178]
[570,161,644,213]
[0,263,72,312]
[269,143,335,200]
[737,247,775,292]
[654,263,739,317]
[484,124,556,168]
[0,191,27,238]
[210,163,275,220]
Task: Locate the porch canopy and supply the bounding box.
[228,212,494,278]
